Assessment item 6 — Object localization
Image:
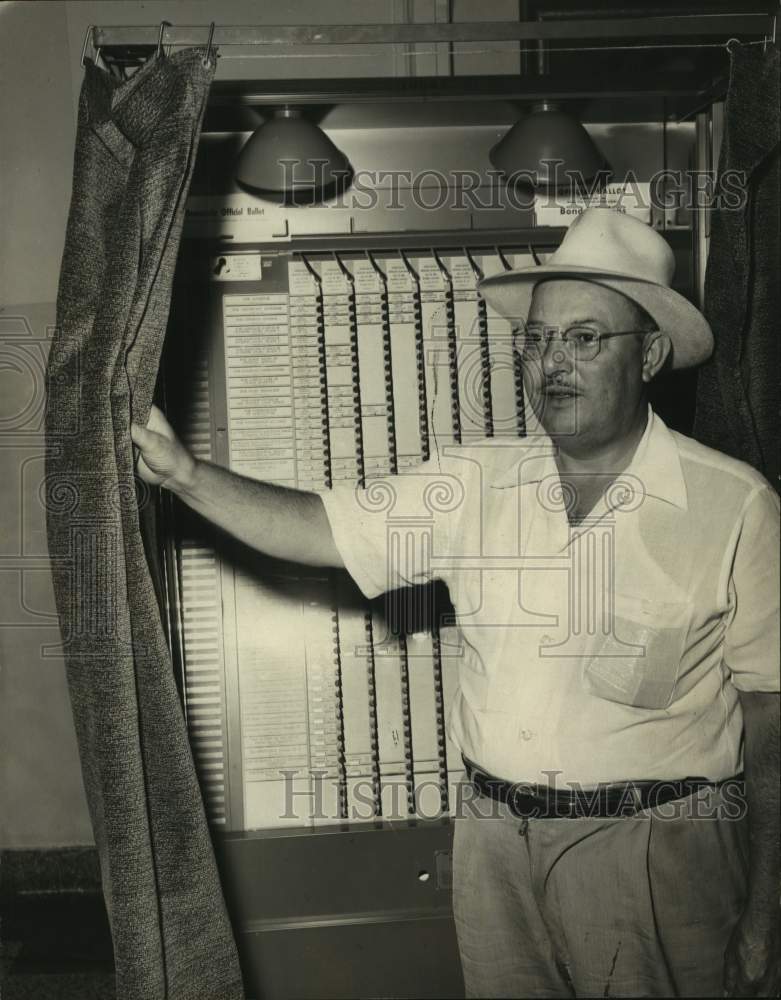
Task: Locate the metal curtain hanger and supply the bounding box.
[81,20,218,68]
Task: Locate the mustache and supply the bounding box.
[541,379,579,392]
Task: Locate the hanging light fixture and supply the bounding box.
[489,101,609,191]
[236,108,352,204]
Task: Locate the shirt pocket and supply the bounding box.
[581,592,692,710]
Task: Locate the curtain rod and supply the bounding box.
[198,41,769,63]
[86,14,775,50]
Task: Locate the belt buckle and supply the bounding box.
[509,783,537,819]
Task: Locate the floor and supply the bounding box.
[1,849,115,999]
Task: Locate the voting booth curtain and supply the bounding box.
[44,49,244,999]
[694,44,780,489]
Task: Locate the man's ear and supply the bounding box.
[641,331,672,382]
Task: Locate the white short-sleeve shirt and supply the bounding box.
[318,406,780,786]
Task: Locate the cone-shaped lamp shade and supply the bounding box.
[236,108,351,196]
[489,102,608,189]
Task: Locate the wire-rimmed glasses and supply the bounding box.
[514,323,655,362]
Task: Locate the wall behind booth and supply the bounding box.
[0,0,87,850]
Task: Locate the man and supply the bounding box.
[132,209,779,998]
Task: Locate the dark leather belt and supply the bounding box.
[463,757,745,820]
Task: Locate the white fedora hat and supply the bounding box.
[478,207,713,369]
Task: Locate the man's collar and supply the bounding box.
[490,405,688,511]
[623,405,688,510]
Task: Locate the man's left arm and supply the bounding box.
[723,690,780,998]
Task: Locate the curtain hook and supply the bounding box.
[203,22,216,67]
[725,37,740,54]
[80,24,96,67]
[763,15,776,54]
[157,21,171,59]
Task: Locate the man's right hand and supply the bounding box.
[130,404,196,492]
[130,405,343,569]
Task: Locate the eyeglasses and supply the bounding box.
[514,323,655,362]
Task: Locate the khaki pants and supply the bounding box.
[452,785,748,998]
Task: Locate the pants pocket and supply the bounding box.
[582,593,691,709]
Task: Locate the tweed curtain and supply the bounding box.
[693,44,780,488]
[44,48,244,999]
